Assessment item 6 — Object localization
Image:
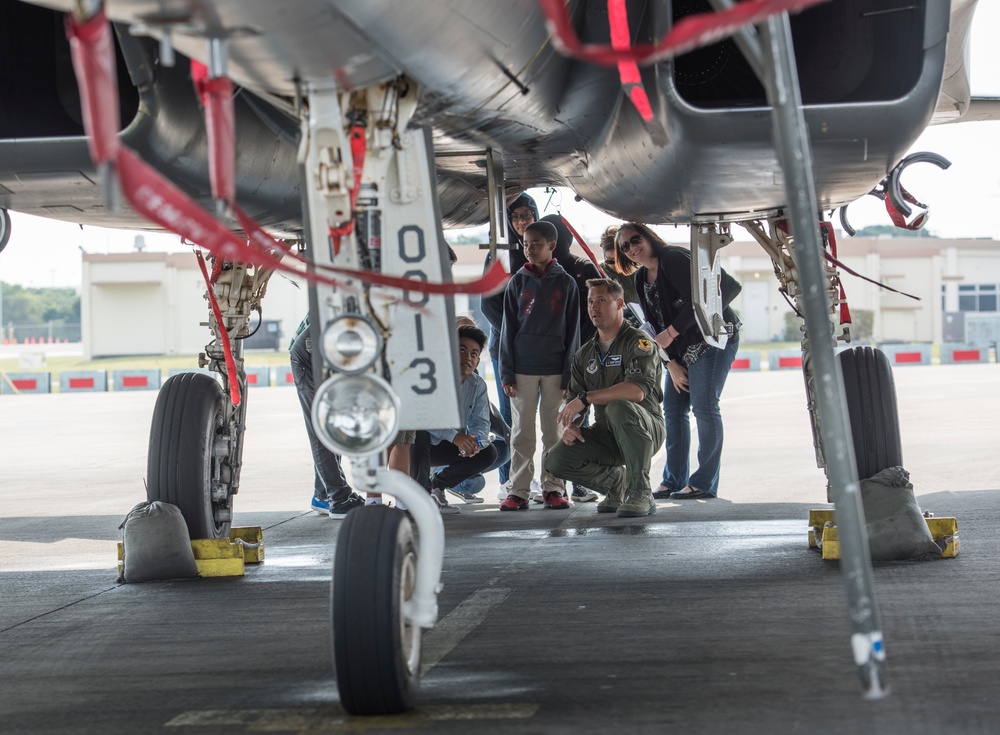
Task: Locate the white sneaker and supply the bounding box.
[497,479,513,502]
[529,479,544,504]
[571,485,599,503]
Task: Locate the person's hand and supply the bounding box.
[667,360,689,393]
[503,383,518,398]
[655,326,677,350]
[558,398,583,428]
[561,423,585,446]
[454,433,480,457]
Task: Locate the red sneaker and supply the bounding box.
[543,491,570,509]
[499,494,530,511]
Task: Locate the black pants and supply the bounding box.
[410,430,498,491]
[289,330,352,504]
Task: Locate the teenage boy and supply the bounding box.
[410,325,499,514]
[499,220,580,510]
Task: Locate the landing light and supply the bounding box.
[311,374,400,457]
[320,316,382,374]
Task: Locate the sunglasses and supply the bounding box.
[619,234,643,252]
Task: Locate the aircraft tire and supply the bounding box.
[147,372,233,539]
[838,345,903,480]
[332,505,421,715]
[0,209,11,253]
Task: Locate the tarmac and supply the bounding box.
[1,364,999,734]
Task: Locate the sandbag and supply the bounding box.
[118,501,199,583]
[860,466,941,561]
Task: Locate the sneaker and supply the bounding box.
[598,469,628,514]
[616,488,657,518]
[329,493,364,519]
[310,496,331,514]
[499,494,530,511]
[447,475,486,504]
[543,490,570,509]
[497,479,513,502]
[571,485,599,503]
[431,487,461,515]
[529,479,544,504]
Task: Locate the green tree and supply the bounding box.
[0,282,80,324]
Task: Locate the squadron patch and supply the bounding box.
[586,358,598,374]
[638,338,653,352]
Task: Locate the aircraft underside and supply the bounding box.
[0,0,984,716]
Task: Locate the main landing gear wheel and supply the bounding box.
[0,208,11,254]
[332,505,421,715]
[838,346,903,480]
[147,372,239,539]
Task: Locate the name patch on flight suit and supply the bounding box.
[606,355,622,367]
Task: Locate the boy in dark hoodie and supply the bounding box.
[480,192,539,497]
[499,220,580,510]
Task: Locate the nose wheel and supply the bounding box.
[332,504,422,715]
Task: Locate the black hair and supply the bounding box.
[523,220,558,244]
[458,325,487,351]
[448,245,458,264]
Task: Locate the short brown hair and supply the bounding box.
[586,277,624,299]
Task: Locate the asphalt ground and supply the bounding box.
[1,364,999,734]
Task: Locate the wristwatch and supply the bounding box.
[576,390,589,407]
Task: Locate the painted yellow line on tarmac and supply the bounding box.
[165,703,539,731]
[420,586,513,675]
[165,586,523,731]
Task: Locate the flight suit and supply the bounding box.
[545,323,665,496]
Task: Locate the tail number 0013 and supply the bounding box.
[399,225,437,396]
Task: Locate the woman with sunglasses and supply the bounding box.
[615,223,740,501]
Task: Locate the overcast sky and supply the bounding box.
[2,2,999,290]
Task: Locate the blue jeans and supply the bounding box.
[661,333,739,497]
[491,355,512,483]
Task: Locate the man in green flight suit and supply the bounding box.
[545,278,666,518]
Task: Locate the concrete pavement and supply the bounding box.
[1,366,999,733]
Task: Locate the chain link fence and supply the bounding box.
[2,322,81,344]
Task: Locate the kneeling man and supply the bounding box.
[545,279,665,517]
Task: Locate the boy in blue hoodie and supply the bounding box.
[499,221,580,510]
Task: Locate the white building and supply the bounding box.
[80,236,999,357]
[80,247,485,358]
[719,235,1000,344]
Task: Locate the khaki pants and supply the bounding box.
[509,373,565,499]
[545,400,665,495]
